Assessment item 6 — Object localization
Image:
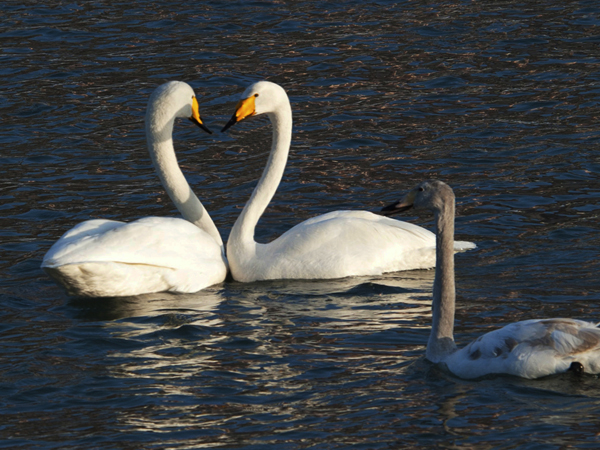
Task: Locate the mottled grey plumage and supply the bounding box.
[385,180,600,379]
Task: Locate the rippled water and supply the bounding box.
[2,1,600,448]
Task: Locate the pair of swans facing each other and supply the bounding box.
[43,80,474,297]
[382,180,600,380]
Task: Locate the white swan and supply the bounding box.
[381,180,600,379]
[221,81,475,283]
[42,81,228,297]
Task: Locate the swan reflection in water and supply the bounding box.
[228,272,437,333]
[89,273,439,435]
[69,287,225,324]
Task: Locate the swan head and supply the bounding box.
[221,81,289,132]
[381,180,455,216]
[147,81,212,134]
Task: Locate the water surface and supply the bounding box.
[1,1,600,448]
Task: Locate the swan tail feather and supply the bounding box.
[453,241,477,252]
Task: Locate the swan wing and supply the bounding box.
[446,318,600,379]
[42,217,227,297]
[43,217,223,270]
[300,210,475,250]
[299,210,434,238]
[254,210,475,280]
[247,211,438,281]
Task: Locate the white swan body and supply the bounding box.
[445,318,600,379]
[232,210,444,282]
[383,180,600,379]
[221,81,475,283]
[42,81,227,297]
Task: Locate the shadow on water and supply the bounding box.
[62,271,434,321]
[65,288,227,322]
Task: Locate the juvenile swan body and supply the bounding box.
[382,180,600,379]
[42,81,228,297]
[221,81,475,283]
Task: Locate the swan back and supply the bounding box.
[445,319,600,379]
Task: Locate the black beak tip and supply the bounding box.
[380,202,412,216]
[189,118,213,134]
[221,116,238,133]
[379,205,396,217]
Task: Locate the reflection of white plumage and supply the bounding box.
[382,180,600,379]
[222,81,475,283]
[42,81,227,298]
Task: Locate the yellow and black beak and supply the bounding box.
[380,190,417,216]
[221,95,256,132]
[188,97,212,134]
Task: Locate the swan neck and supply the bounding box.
[145,109,224,248]
[229,104,293,247]
[427,200,457,362]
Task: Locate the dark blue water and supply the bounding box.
[2,1,600,448]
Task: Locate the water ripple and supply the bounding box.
[2,0,600,448]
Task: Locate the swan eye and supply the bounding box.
[254,93,259,97]
[418,187,425,192]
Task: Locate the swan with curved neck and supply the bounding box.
[221,81,475,283]
[382,180,600,379]
[42,81,227,297]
